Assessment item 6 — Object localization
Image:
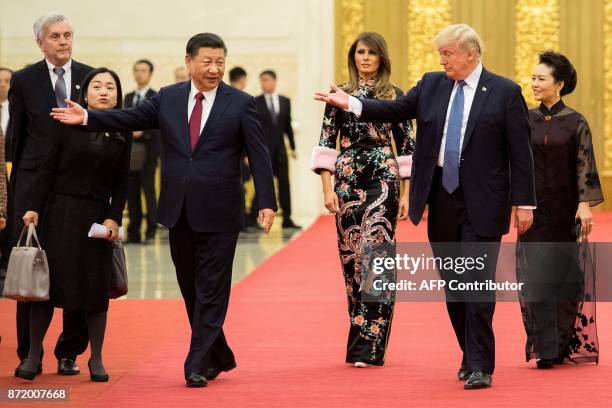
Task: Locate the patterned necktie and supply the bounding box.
[189,92,204,150]
[133,93,141,107]
[442,80,467,193]
[53,67,67,108]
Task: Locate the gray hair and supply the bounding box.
[435,24,483,57]
[33,12,71,42]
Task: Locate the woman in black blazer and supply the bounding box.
[17,68,131,382]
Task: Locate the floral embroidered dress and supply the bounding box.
[310,82,414,365]
[517,101,603,364]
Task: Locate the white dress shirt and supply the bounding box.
[437,62,482,166]
[132,86,151,105]
[45,58,72,101]
[187,81,218,135]
[264,92,280,116]
[0,100,8,135]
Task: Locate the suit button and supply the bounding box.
[189,158,193,161]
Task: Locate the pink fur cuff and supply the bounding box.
[310,146,338,174]
[396,155,413,179]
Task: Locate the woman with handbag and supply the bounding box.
[517,51,603,369]
[18,67,131,382]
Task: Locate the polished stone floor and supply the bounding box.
[123,215,315,299]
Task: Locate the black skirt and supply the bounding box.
[41,193,112,312]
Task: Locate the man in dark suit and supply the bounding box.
[51,33,277,388]
[316,24,536,389]
[7,12,92,377]
[124,59,161,244]
[253,70,300,229]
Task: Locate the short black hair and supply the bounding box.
[0,67,14,75]
[260,70,277,80]
[79,67,123,109]
[538,50,577,96]
[133,59,154,73]
[186,33,227,57]
[229,67,247,83]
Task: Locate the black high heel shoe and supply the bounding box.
[88,360,109,382]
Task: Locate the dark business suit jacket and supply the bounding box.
[7,59,92,171]
[361,68,536,237]
[255,94,294,154]
[29,127,131,224]
[124,89,162,157]
[86,81,277,232]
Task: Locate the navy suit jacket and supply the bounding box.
[87,81,277,232]
[361,68,536,237]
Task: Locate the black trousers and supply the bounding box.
[127,151,158,241]
[12,168,89,362]
[427,167,501,375]
[169,209,238,377]
[250,146,290,220]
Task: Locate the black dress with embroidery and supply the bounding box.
[517,101,602,363]
[314,83,414,365]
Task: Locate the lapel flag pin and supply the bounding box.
[482,86,487,92]
[76,85,80,89]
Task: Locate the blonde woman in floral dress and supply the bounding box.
[310,32,414,367]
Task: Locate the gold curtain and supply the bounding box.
[335,0,612,209]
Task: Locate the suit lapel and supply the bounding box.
[257,95,273,123]
[35,60,56,109]
[192,82,232,154]
[462,68,492,152]
[176,81,192,154]
[435,77,454,148]
[70,61,87,103]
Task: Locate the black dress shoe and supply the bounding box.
[15,367,37,381]
[14,360,42,377]
[57,358,80,375]
[536,359,554,369]
[282,219,302,229]
[204,362,237,381]
[457,364,471,381]
[185,373,208,388]
[464,371,492,389]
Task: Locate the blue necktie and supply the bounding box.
[442,80,466,193]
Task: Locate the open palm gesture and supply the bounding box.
[50,99,86,125]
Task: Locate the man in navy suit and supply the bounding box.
[52,33,277,388]
[316,24,536,389]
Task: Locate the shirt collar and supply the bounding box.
[459,62,483,89]
[136,86,150,97]
[46,58,72,72]
[189,80,218,102]
[265,92,278,99]
[539,99,565,116]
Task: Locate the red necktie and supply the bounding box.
[189,92,204,150]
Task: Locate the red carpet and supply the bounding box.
[1,212,612,407]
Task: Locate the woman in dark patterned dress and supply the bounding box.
[517,51,602,369]
[310,32,414,367]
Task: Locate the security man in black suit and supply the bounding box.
[253,70,300,229]
[123,59,161,244]
[7,12,92,377]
